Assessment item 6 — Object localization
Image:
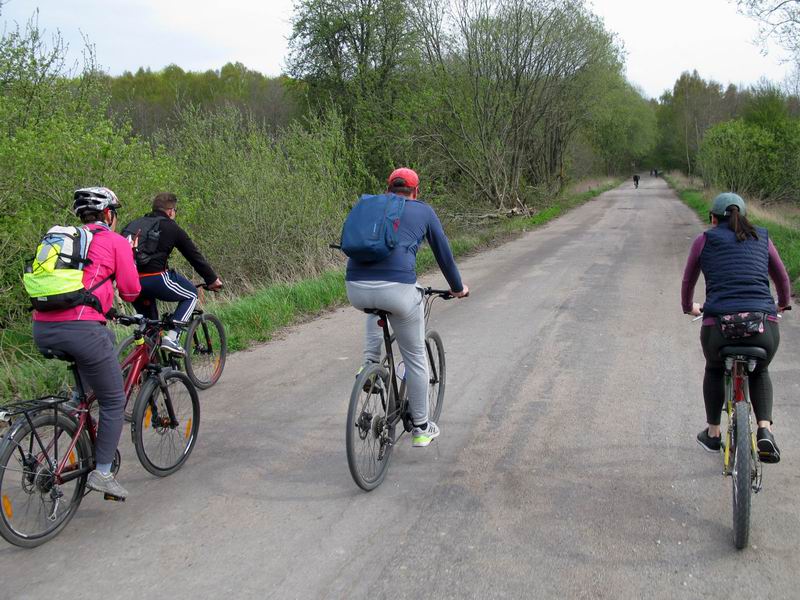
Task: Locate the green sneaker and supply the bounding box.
[412,422,440,447]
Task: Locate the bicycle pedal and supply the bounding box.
[103,493,126,502]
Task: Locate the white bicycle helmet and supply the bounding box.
[72,187,121,217]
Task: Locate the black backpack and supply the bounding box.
[122,215,168,269]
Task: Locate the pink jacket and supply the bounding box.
[33,223,141,323]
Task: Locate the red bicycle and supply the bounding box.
[0,325,198,547]
[114,314,201,477]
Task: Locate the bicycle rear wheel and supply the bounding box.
[0,412,91,548]
[732,403,752,550]
[425,330,446,423]
[346,363,393,491]
[132,370,200,477]
[183,314,227,390]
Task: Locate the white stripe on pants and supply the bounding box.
[346,281,428,426]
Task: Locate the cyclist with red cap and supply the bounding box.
[345,168,468,447]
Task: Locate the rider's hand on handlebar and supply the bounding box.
[690,302,702,317]
[779,304,792,312]
[206,278,223,291]
[450,284,469,298]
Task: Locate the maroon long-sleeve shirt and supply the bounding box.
[681,232,792,324]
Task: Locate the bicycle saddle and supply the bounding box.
[363,308,391,316]
[719,346,768,360]
[39,348,75,362]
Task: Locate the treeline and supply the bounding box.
[654,70,800,201]
[0,0,657,330]
[104,63,301,137]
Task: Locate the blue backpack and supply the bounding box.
[340,193,406,263]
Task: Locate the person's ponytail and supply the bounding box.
[727,206,758,241]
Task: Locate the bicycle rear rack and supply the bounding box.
[0,395,71,422]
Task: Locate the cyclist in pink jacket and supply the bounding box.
[32,187,141,499]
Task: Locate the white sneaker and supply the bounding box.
[412,422,440,447]
[161,337,186,356]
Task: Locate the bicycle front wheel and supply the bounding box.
[425,330,446,423]
[731,403,752,550]
[346,362,393,491]
[0,411,91,548]
[132,370,200,477]
[183,314,227,389]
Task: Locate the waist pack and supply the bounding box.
[23,226,109,313]
[122,215,167,269]
[717,312,767,339]
[340,193,406,263]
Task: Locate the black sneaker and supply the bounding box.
[697,428,721,453]
[757,428,781,464]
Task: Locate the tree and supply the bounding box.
[736,0,800,63]
[411,0,620,208]
[287,0,420,175]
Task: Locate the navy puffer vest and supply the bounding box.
[700,224,776,316]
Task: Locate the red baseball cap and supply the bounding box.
[387,167,419,188]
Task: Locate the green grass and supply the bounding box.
[1,178,619,399]
[665,175,800,294]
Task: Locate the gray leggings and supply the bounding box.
[346,281,429,426]
[32,320,125,466]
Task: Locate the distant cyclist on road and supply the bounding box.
[633,174,640,188]
[345,168,469,447]
[681,192,791,462]
[122,193,222,355]
[32,187,141,499]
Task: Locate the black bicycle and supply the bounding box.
[346,288,450,491]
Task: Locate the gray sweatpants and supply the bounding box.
[346,281,429,426]
[32,320,125,466]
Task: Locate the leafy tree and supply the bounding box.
[287,0,420,176]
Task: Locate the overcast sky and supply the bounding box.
[1,0,793,98]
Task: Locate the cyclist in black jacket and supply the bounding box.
[124,192,222,354]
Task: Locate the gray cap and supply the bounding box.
[710,192,746,217]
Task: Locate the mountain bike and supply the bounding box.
[0,339,196,548]
[692,309,788,549]
[346,288,451,491]
[116,282,227,390]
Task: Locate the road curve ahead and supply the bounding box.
[2,176,800,599]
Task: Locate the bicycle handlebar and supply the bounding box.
[194,282,222,291]
[114,314,163,328]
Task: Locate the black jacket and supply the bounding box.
[132,210,217,284]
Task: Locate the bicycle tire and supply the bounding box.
[183,313,227,390]
[346,362,393,491]
[131,370,200,477]
[0,411,91,548]
[425,330,446,423]
[732,403,752,550]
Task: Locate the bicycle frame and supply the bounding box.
[377,288,449,433]
[722,356,761,491]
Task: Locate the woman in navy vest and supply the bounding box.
[682,192,791,463]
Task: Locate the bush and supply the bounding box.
[698,118,800,201]
[157,106,373,288]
